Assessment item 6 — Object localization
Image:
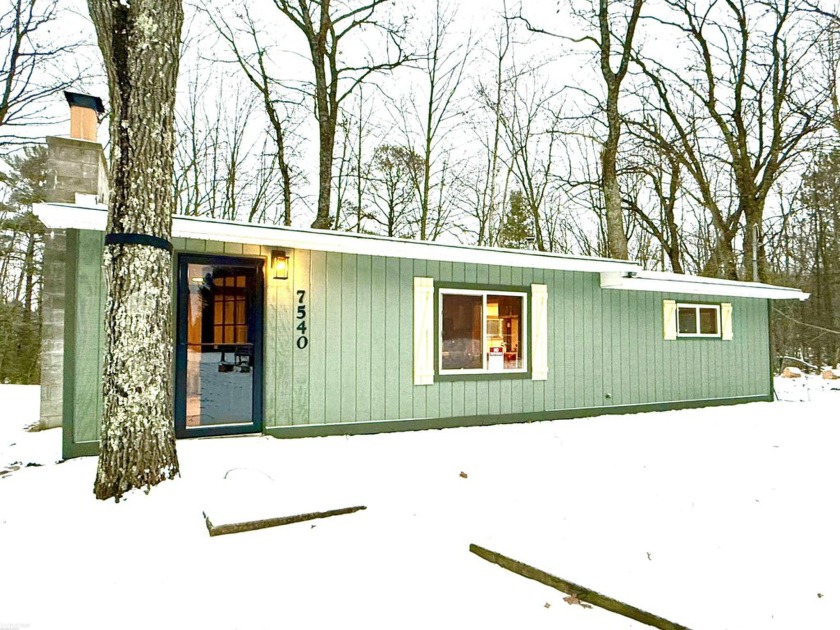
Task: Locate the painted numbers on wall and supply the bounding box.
[296,289,309,349]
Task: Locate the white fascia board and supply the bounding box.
[34,202,108,230]
[600,271,809,301]
[33,203,641,274]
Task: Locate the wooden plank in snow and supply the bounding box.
[469,543,693,630]
[204,505,367,537]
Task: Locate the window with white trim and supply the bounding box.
[439,289,527,374]
[676,303,721,337]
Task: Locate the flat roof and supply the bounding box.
[600,270,808,301]
[34,202,808,300]
[33,203,639,274]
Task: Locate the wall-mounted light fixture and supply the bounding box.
[271,250,289,280]
[623,271,638,279]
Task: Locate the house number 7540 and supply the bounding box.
[296,290,309,349]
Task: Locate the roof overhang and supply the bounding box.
[601,271,809,301]
[33,203,640,274]
[34,202,810,300]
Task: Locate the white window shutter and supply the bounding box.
[413,277,435,385]
[663,300,677,340]
[531,284,548,381]
[721,302,733,340]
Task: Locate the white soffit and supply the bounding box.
[600,271,809,301]
[33,203,640,274]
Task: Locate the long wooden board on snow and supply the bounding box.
[204,505,366,537]
[469,543,693,630]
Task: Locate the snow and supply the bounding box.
[1,380,838,630]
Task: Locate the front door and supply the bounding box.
[175,255,264,438]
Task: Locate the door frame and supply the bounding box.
[174,253,265,438]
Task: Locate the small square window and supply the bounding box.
[676,303,720,338]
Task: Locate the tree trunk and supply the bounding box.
[88,0,182,501]
[597,0,641,261]
[601,127,628,259]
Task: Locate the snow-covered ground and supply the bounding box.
[1,378,838,630]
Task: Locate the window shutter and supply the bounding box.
[531,284,548,380]
[721,302,733,340]
[663,300,677,340]
[413,277,435,385]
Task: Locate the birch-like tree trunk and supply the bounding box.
[88,0,182,501]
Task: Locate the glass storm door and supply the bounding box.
[175,255,264,438]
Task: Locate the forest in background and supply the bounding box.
[1,0,838,384]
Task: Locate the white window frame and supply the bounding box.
[676,302,722,338]
[438,288,528,375]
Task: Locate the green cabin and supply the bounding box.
[34,202,807,460]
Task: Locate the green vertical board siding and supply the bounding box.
[263,248,279,427]
[411,259,428,420]
[73,230,105,443]
[384,257,401,419]
[356,255,373,424]
[323,252,343,423]
[340,254,357,422]
[369,256,387,421]
[264,252,769,432]
[185,238,206,253]
[60,232,773,456]
[291,248,311,424]
[572,272,584,408]
[599,279,612,406]
[306,251,327,424]
[399,258,414,419]
[204,240,225,254]
[641,293,661,400]
[265,245,293,427]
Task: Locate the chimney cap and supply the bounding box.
[64,91,105,114]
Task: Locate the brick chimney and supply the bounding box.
[45,91,109,206]
[38,93,109,430]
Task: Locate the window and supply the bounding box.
[676,303,720,337]
[212,274,248,344]
[439,289,527,374]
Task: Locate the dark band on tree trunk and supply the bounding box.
[105,232,173,253]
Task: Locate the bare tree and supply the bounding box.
[88,0,183,501]
[516,0,643,259]
[622,114,686,272]
[634,0,825,280]
[272,0,409,229]
[366,143,421,237]
[499,73,564,252]
[208,6,300,226]
[173,64,292,225]
[393,0,472,240]
[817,16,840,135]
[467,14,516,246]
[333,87,375,232]
[0,0,84,149]
[596,0,643,260]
